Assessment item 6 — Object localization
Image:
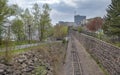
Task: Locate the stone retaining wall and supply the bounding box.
[73,31,120,75]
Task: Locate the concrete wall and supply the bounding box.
[73,31,120,75]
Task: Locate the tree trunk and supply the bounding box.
[0,38,2,45]
[118,36,120,42]
[40,25,44,41]
[40,29,43,41]
[38,25,41,41]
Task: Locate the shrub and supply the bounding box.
[78,26,83,33]
[53,25,68,40]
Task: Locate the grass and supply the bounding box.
[32,42,67,75]
[0,43,49,64]
[0,41,66,74]
[34,66,47,75]
[0,46,32,63]
[113,42,120,47]
[13,40,38,45]
[0,47,30,56]
[97,61,109,75]
[0,40,38,49]
[0,43,48,56]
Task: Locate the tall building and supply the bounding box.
[74,15,86,25]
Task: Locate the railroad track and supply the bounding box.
[71,39,83,75]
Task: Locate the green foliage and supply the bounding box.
[21,8,34,41]
[96,30,104,40]
[32,3,41,27]
[0,0,14,22]
[0,26,2,45]
[34,66,47,75]
[39,4,52,41]
[103,0,120,38]
[78,26,83,33]
[53,25,68,40]
[0,0,15,45]
[32,3,41,41]
[62,38,68,44]
[24,8,34,26]
[10,4,23,17]
[114,42,120,47]
[11,18,25,41]
[0,2,52,44]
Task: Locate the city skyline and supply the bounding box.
[8,0,111,25]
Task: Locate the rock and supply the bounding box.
[34,58,38,62]
[0,58,5,64]
[0,63,6,73]
[26,66,34,72]
[0,63,6,69]
[17,55,27,64]
[27,60,33,65]
[47,71,53,75]
[45,63,51,70]
[14,70,21,75]
[22,63,27,68]
[0,69,4,73]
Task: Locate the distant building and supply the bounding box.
[58,21,76,26]
[74,15,86,25]
[56,15,86,27]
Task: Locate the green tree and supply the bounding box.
[10,4,23,17]
[21,8,34,41]
[39,4,51,41]
[103,0,120,39]
[32,3,41,41]
[0,0,14,45]
[53,25,68,40]
[11,18,25,41]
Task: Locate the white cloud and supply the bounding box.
[51,9,74,24]
[34,0,79,7]
[8,0,61,9]
[8,0,111,24]
[36,0,60,4]
[8,0,31,9]
[62,0,78,7]
[8,0,83,9]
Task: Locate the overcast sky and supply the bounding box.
[8,0,111,25]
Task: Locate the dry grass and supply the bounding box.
[32,42,67,75]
